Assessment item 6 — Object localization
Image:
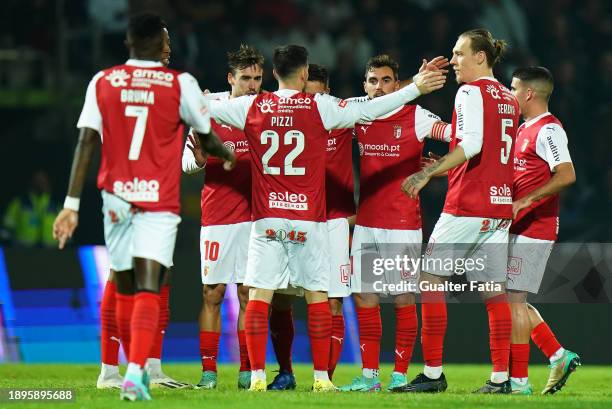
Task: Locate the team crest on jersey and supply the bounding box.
[393,125,402,139]
[485,84,501,100]
[105,69,130,87]
[223,141,236,152]
[257,99,276,113]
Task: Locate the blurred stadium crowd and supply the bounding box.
[1,0,610,246]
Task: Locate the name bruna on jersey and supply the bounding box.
[113,178,160,202]
[269,191,308,210]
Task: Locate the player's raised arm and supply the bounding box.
[316,70,446,130]
[208,95,256,130]
[414,105,452,143]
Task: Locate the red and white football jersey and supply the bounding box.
[326,128,355,219]
[511,112,572,240]
[182,91,251,226]
[443,78,520,219]
[356,104,446,229]
[77,59,211,214]
[208,84,423,222]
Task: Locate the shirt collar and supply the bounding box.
[524,112,551,128]
[274,89,301,96]
[125,59,163,68]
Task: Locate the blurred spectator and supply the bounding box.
[1,170,59,248]
[336,21,373,77]
[288,14,336,69]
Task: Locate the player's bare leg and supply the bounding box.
[472,285,512,394]
[304,290,336,392]
[236,284,251,389]
[120,257,164,401]
[268,293,296,390]
[393,272,447,393]
[508,291,533,394]
[327,297,344,381]
[97,269,123,389]
[340,292,382,392]
[526,303,580,394]
[245,288,274,391]
[196,283,226,389]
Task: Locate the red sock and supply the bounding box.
[245,300,270,371]
[307,301,332,371]
[150,284,169,360]
[237,329,250,371]
[510,343,530,378]
[269,307,294,373]
[129,292,160,367]
[394,305,418,374]
[356,306,381,370]
[115,293,134,360]
[531,322,562,359]
[421,291,447,367]
[199,331,220,372]
[328,314,345,379]
[100,280,119,366]
[486,294,512,373]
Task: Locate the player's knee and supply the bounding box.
[271,293,294,311]
[237,285,250,309]
[393,293,416,308]
[203,284,226,307]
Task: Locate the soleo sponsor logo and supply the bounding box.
[269,191,308,211]
[489,183,512,204]
[113,178,160,202]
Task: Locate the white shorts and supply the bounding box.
[327,218,351,298]
[424,213,510,283]
[244,218,330,292]
[200,221,251,285]
[102,190,181,271]
[507,234,554,294]
[350,225,422,295]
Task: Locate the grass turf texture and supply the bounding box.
[1,363,610,408]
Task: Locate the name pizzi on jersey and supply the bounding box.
[269,191,308,210]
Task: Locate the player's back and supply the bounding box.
[244,90,329,222]
[95,61,185,213]
[326,128,355,220]
[444,78,520,219]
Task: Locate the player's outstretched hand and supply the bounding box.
[53,209,78,250]
[187,133,209,167]
[401,171,430,199]
[414,71,446,95]
[512,196,533,219]
[223,152,237,171]
[418,56,450,75]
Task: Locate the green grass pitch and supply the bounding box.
[1,363,611,408]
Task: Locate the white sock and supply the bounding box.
[491,371,508,383]
[126,363,143,379]
[362,368,379,378]
[423,365,442,380]
[549,347,565,364]
[510,377,528,386]
[314,370,329,381]
[251,369,266,383]
[101,363,119,376]
[146,358,161,373]
[392,371,405,377]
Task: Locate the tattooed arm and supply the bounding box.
[401,145,469,199]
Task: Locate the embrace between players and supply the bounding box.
[52,12,579,401]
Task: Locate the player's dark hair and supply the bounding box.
[365,54,399,80]
[227,44,264,75]
[460,28,507,67]
[127,12,167,54]
[272,45,308,79]
[308,64,329,87]
[512,66,554,100]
